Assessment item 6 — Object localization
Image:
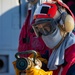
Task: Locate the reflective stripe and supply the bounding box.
[58,67,63,75]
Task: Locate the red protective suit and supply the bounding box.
[18,3,75,75]
[18,10,49,57]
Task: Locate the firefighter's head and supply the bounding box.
[32,1,74,49]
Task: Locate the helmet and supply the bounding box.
[34,3,58,19]
[33,1,74,33]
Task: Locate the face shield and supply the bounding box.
[32,19,57,37]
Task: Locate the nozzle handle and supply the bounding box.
[15,50,37,64]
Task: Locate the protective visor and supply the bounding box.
[32,19,57,37]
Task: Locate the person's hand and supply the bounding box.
[27,0,38,5]
[26,67,53,75]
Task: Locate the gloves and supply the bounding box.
[29,51,48,70]
[26,52,53,75]
[29,52,48,64]
[26,67,53,75]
